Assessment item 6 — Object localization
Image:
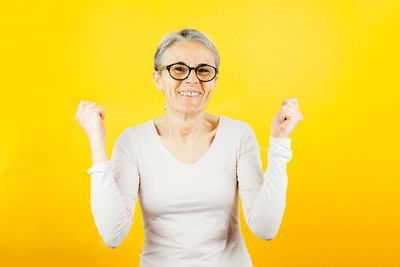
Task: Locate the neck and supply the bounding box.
[156,109,214,140]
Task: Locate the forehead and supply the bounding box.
[163,41,215,66]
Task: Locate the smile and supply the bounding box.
[178,91,201,97]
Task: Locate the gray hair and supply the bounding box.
[154,28,220,71]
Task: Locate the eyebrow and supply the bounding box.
[175,61,210,67]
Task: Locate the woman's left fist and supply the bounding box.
[271,97,304,138]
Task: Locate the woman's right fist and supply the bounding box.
[75,100,106,142]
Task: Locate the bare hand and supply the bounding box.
[75,100,106,143]
[271,97,304,138]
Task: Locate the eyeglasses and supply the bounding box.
[155,62,218,82]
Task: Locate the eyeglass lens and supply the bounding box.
[169,64,215,81]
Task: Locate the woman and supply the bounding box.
[76,28,304,267]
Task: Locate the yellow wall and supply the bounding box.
[1,0,399,266]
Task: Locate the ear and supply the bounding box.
[152,70,163,91]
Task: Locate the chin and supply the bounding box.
[175,106,203,114]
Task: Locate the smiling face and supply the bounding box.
[152,41,218,115]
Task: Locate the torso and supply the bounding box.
[153,114,220,165]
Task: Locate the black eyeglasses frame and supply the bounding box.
[155,62,219,82]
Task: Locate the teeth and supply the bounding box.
[179,91,200,96]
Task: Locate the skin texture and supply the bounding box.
[152,41,220,143]
[270,97,304,138]
[151,41,221,164]
[75,100,108,165]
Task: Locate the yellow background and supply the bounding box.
[1,0,399,266]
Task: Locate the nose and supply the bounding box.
[185,68,200,83]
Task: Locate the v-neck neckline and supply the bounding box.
[150,115,224,167]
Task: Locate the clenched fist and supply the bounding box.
[75,100,106,143]
[271,97,304,138]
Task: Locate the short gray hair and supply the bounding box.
[154,28,220,71]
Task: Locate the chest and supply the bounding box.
[137,146,238,217]
[159,133,217,165]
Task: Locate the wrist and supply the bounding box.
[89,135,106,147]
[271,134,290,139]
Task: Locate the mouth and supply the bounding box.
[178,91,202,97]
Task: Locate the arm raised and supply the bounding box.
[88,129,140,248]
[236,123,292,240]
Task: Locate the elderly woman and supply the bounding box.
[76,28,303,267]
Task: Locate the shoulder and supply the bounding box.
[219,116,256,150]
[220,116,259,156]
[117,119,154,145]
[221,115,253,135]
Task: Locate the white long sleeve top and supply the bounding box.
[87,115,292,267]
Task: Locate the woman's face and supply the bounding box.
[152,41,218,115]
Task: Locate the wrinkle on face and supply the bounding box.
[155,41,218,114]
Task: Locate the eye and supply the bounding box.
[198,68,210,73]
[172,65,187,73]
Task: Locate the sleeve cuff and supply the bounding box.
[269,136,291,148]
[268,136,292,161]
[87,161,110,174]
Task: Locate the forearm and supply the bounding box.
[242,136,292,241]
[89,162,134,248]
[90,136,109,166]
[247,154,289,240]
